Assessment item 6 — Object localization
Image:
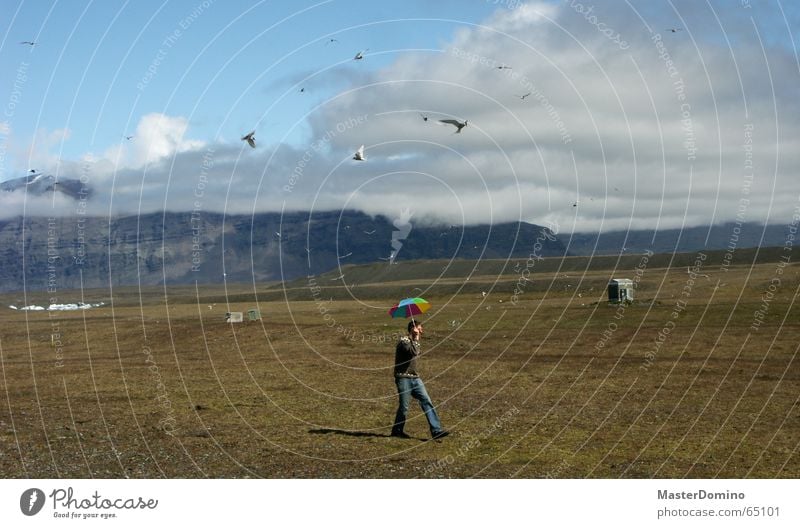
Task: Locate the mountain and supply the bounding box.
[0,211,565,293]
[0,173,90,200]
[565,222,791,255]
[1,206,793,294]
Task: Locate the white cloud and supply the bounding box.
[485,1,557,33]
[124,113,206,168]
[2,1,798,233]
[294,1,800,230]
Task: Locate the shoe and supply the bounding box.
[432,430,450,439]
[391,431,412,439]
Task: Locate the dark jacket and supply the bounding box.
[394,336,420,378]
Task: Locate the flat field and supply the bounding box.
[1,249,798,478]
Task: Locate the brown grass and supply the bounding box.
[1,255,798,478]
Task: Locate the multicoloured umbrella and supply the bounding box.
[388,297,431,319]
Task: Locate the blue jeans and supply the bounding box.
[393,376,443,435]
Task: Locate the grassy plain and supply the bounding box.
[1,248,798,478]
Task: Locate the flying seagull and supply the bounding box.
[353,145,366,161]
[439,119,468,133]
[326,38,338,45]
[125,135,134,140]
[419,113,429,122]
[20,41,36,46]
[666,28,683,33]
[516,92,531,100]
[241,131,256,148]
[353,49,368,60]
[363,229,376,235]
[496,64,512,70]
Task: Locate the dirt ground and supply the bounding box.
[1,256,798,478]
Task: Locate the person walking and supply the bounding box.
[391,320,449,439]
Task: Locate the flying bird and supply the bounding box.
[28,169,37,174]
[353,145,366,161]
[363,229,376,235]
[241,131,256,148]
[516,92,531,100]
[353,49,368,60]
[299,87,305,93]
[419,113,429,122]
[439,119,468,133]
[339,252,353,259]
[326,38,339,45]
[125,135,134,140]
[496,64,512,70]
[666,28,683,33]
[20,41,36,46]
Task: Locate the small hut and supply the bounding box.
[608,278,634,303]
[225,311,243,323]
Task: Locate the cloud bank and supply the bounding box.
[3,1,798,233]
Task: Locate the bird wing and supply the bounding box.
[241,131,256,147]
[439,119,460,126]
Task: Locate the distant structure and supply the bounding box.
[225,312,244,323]
[608,278,634,303]
[247,309,261,321]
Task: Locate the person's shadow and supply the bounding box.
[309,428,422,440]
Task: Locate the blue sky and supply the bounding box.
[1,1,799,233]
[1,1,498,162]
